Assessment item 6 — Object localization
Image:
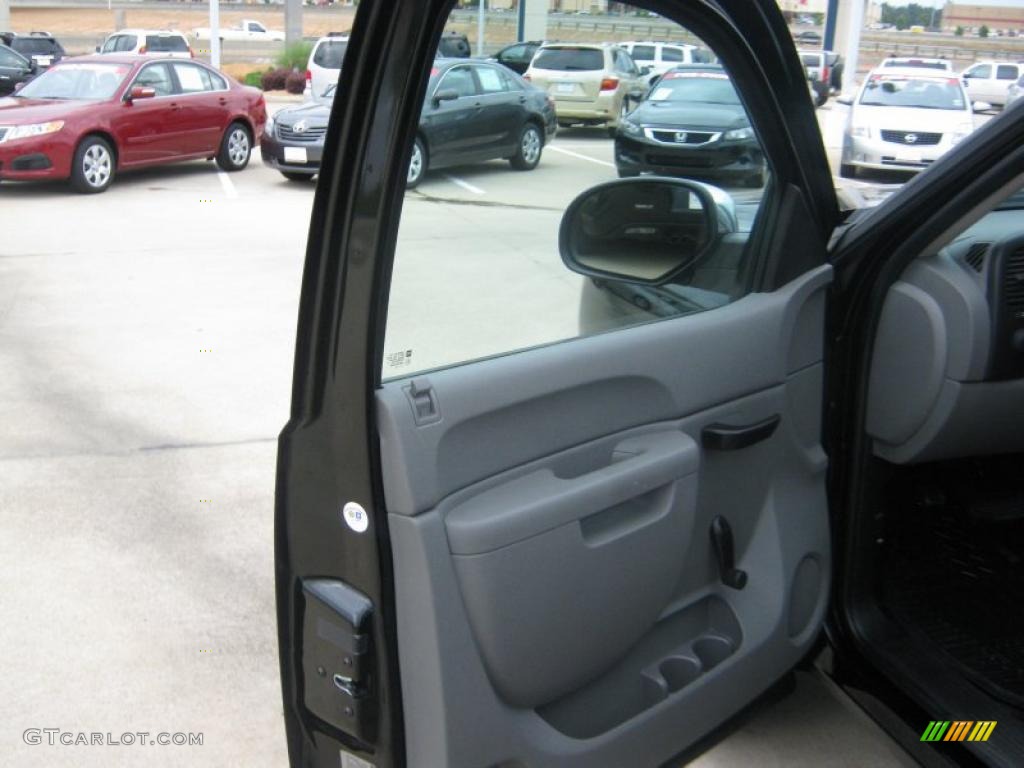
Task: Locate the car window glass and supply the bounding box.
[147,35,189,53]
[499,69,521,91]
[383,6,771,379]
[13,39,55,55]
[662,46,684,63]
[501,44,527,61]
[119,35,138,52]
[135,62,174,97]
[438,66,477,97]
[210,71,227,90]
[631,45,655,61]
[532,47,604,72]
[476,66,507,94]
[996,65,1018,80]
[859,74,965,110]
[314,40,348,68]
[969,64,991,79]
[0,48,20,66]
[173,63,212,93]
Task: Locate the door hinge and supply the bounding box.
[301,579,376,742]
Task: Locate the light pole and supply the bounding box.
[477,0,486,57]
[210,0,221,70]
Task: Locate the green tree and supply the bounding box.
[955,26,964,36]
[979,25,990,38]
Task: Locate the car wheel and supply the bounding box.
[70,136,115,194]
[617,170,639,178]
[839,163,857,179]
[281,172,315,182]
[814,88,828,108]
[406,136,427,189]
[510,123,543,171]
[744,166,766,188]
[216,122,252,172]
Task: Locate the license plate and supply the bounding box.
[35,56,52,66]
[555,83,575,94]
[284,146,308,164]
[895,153,921,164]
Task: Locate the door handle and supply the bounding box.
[701,415,780,451]
[169,101,180,111]
[218,96,227,105]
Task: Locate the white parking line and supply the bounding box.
[443,174,486,195]
[218,171,239,199]
[548,145,616,169]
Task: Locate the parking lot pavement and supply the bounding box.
[0,108,923,766]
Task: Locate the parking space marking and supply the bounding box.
[548,145,616,169]
[443,174,486,195]
[218,171,239,199]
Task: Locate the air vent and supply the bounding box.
[964,242,989,272]
[1004,247,1024,312]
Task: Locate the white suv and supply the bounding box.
[97,29,192,59]
[960,60,1024,107]
[305,34,349,102]
[618,41,714,83]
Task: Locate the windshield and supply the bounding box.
[146,35,189,52]
[15,62,130,100]
[313,40,348,68]
[12,38,58,55]
[648,74,740,105]
[859,75,965,110]
[533,47,604,72]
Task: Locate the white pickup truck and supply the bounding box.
[192,20,285,42]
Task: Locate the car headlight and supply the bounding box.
[3,121,64,142]
[265,114,276,134]
[851,125,870,138]
[724,126,754,140]
[619,118,642,136]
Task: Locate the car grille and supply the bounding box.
[646,128,719,146]
[880,130,942,146]
[276,124,327,143]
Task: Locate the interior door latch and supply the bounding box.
[403,377,442,426]
[301,579,376,742]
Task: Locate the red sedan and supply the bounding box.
[0,55,266,192]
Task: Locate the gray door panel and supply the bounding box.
[377,266,832,767]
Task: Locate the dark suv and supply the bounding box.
[7,32,65,69]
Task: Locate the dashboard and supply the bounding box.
[867,207,1024,463]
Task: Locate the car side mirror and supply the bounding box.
[559,178,721,285]
[433,88,459,105]
[639,65,652,76]
[95,45,101,53]
[126,85,156,102]
[972,100,992,112]
[836,94,853,106]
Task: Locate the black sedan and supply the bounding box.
[261,59,557,187]
[0,44,36,95]
[614,68,766,187]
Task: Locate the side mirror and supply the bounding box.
[28,61,38,74]
[639,65,652,76]
[433,88,459,105]
[559,178,721,285]
[95,45,101,53]
[126,85,156,102]
[972,100,992,112]
[836,94,853,106]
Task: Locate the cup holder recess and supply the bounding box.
[692,634,735,671]
[659,656,702,693]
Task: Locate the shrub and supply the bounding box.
[955,26,964,36]
[979,25,990,38]
[243,70,265,88]
[285,70,307,94]
[261,67,289,91]
[275,41,313,71]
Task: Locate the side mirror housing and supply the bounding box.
[559,178,725,285]
[836,94,853,106]
[126,85,156,102]
[972,100,992,112]
[95,45,101,53]
[639,65,652,76]
[432,88,459,105]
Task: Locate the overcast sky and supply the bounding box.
[877,0,1024,7]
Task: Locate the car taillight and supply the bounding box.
[600,77,619,91]
[822,65,830,83]
[305,69,311,82]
